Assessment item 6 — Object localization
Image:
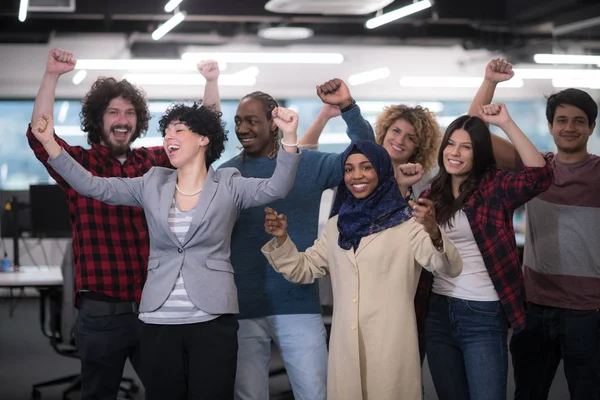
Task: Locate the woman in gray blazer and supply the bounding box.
[31,102,302,400]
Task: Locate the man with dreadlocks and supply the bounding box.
[219,80,375,400]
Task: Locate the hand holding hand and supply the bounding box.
[316,78,353,109]
[396,163,425,190]
[32,114,55,145]
[46,49,76,76]
[484,58,514,84]
[478,103,512,127]
[197,60,220,82]
[264,207,288,242]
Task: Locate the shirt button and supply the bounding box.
[353,268,358,275]
[350,323,357,330]
[352,296,358,303]
[178,248,183,253]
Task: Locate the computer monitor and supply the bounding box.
[29,184,72,238]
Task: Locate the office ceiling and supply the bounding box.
[2,0,600,61]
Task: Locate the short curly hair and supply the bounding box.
[159,101,228,168]
[375,105,442,174]
[80,78,150,146]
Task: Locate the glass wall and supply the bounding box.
[2,97,599,191]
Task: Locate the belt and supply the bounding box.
[79,297,140,316]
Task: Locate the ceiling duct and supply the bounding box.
[264,0,395,15]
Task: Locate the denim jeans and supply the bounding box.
[425,293,509,400]
[510,302,600,400]
[234,313,328,400]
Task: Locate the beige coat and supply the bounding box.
[262,216,462,400]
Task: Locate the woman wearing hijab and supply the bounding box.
[261,140,463,400]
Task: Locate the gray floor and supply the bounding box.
[0,297,570,400]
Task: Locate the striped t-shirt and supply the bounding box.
[139,198,219,325]
[522,152,600,310]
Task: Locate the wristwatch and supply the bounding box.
[340,98,357,113]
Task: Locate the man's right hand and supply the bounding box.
[484,58,514,84]
[46,49,76,76]
[316,78,353,109]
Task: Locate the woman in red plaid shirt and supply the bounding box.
[416,103,553,400]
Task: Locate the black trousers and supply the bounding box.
[140,314,239,400]
[75,297,143,400]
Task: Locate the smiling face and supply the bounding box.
[442,129,474,178]
[101,96,137,157]
[163,120,206,168]
[234,98,277,158]
[381,118,418,165]
[549,104,595,155]
[344,153,379,199]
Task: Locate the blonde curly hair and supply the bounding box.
[375,105,442,174]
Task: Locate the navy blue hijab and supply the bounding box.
[330,140,413,251]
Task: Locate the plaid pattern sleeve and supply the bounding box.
[26,126,165,302]
[413,163,553,332]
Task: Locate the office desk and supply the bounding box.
[0,266,62,318]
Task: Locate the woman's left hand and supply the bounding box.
[408,198,440,238]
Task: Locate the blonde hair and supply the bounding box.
[375,105,442,174]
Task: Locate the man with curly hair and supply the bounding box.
[26,48,220,400]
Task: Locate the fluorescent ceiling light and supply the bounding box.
[365,0,432,29]
[123,73,256,86]
[18,0,28,22]
[181,51,344,64]
[258,27,314,40]
[399,76,524,88]
[356,100,444,113]
[552,78,600,89]
[152,11,186,41]
[57,102,70,124]
[74,59,226,72]
[72,70,87,85]
[534,54,600,65]
[348,67,390,86]
[164,0,184,12]
[514,68,600,80]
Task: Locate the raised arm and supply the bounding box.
[317,78,375,142]
[197,60,221,112]
[231,107,301,209]
[298,104,340,149]
[261,208,329,283]
[468,59,518,170]
[478,104,545,167]
[31,49,76,126]
[31,115,145,207]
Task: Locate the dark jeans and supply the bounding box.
[75,298,143,400]
[425,293,509,400]
[510,302,600,400]
[141,314,239,400]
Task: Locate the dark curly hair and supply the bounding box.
[159,101,228,168]
[80,78,150,146]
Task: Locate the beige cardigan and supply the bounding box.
[262,216,462,400]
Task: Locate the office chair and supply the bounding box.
[31,243,139,400]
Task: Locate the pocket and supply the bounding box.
[147,259,160,271]
[78,308,114,331]
[206,258,234,274]
[465,300,501,317]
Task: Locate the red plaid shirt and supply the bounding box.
[27,127,171,302]
[415,162,553,337]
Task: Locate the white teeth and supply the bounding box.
[392,145,403,151]
[448,159,462,165]
[168,145,180,151]
[353,184,367,189]
[114,129,128,133]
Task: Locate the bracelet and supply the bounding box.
[281,139,299,147]
[340,98,357,113]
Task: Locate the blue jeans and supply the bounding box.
[510,303,600,400]
[234,314,328,400]
[425,293,509,400]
